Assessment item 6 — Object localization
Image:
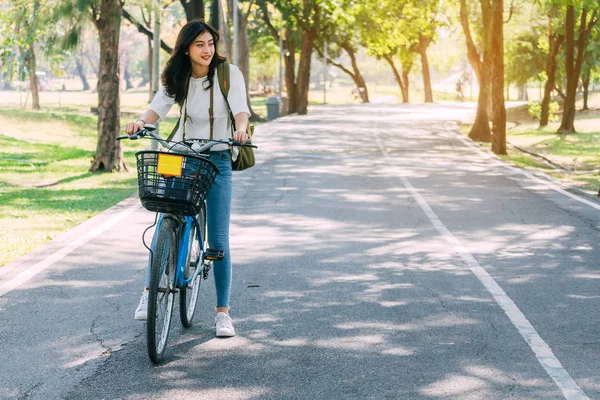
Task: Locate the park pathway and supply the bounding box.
[1,103,599,399]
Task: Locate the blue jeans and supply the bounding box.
[205,151,232,308]
[146,151,233,308]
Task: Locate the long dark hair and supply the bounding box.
[161,19,226,106]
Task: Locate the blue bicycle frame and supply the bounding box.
[147,213,205,288]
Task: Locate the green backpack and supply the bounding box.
[166,63,254,170]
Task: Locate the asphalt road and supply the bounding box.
[1,103,599,399]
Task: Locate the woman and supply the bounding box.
[125,19,250,337]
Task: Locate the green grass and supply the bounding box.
[0,109,166,267]
[0,101,264,267]
[462,106,600,192]
[507,108,600,167]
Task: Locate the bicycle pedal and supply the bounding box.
[205,248,224,261]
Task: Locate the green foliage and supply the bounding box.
[247,10,280,78]
[505,27,547,86]
[528,100,560,122]
[0,0,68,81]
[353,0,442,65]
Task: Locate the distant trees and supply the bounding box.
[257,0,323,115]
[353,0,441,104]
[504,16,546,101]
[533,1,599,133]
[7,0,600,171]
[317,0,369,103]
[0,0,53,110]
[556,2,598,134]
[539,5,565,127]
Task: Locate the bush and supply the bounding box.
[528,100,560,122]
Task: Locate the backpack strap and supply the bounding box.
[217,62,236,132]
[166,73,191,142]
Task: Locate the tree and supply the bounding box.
[490,0,506,155]
[90,0,125,172]
[57,0,126,172]
[181,0,205,20]
[75,53,91,91]
[539,5,565,127]
[557,2,598,134]
[316,0,369,103]
[459,0,492,142]
[227,0,264,121]
[581,32,600,110]
[354,0,415,103]
[406,0,442,103]
[0,0,51,110]
[257,0,323,115]
[210,0,229,58]
[504,14,546,101]
[122,0,194,56]
[247,9,280,92]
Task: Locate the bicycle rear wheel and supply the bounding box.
[147,217,177,364]
[180,204,207,327]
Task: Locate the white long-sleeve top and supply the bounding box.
[150,63,250,153]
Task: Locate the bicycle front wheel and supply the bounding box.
[180,204,207,328]
[147,217,177,364]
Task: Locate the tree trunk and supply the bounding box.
[470,69,492,142]
[519,84,528,101]
[419,34,434,103]
[182,0,204,21]
[582,68,590,111]
[556,6,596,134]
[147,37,153,101]
[23,44,40,110]
[540,30,564,127]
[383,54,408,103]
[296,31,316,115]
[558,5,577,134]
[91,0,126,172]
[460,0,482,85]
[210,0,219,29]
[344,44,369,102]
[76,58,90,91]
[235,2,262,121]
[218,0,229,59]
[210,0,228,58]
[402,69,410,103]
[468,0,492,142]
[124,66,133,90]
[491,0,506,155]
[284,31,298,113]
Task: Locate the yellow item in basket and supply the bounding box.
[157,154,183,177]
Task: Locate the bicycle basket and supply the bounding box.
[135,150,219,216]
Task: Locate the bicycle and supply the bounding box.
[117,125,257,363]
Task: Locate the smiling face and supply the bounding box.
[188,31,215,71]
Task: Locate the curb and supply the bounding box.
[455,132,600,207]
[0,192,140,276]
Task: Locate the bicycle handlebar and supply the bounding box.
[117,124,257,155]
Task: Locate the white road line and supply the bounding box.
[0,204,138,298]
[374,134,589,400]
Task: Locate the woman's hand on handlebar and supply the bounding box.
[125,120,145,135]
[233,129,249,144]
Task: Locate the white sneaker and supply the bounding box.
[134,290,149,321]
[215,312,235,337]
